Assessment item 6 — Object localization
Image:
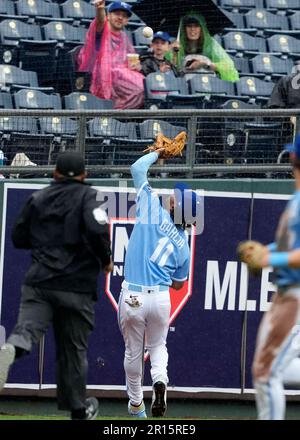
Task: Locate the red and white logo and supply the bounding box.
[105,218,196,326]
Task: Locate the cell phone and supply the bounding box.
[185,59,196,67]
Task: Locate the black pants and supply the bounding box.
[7,285,95,411]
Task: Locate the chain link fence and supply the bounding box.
[0,108,298,178]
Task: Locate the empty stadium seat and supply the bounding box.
[290,12,300,30]
[0,64,39,91]
[87,117,141,165]
[250,54,294,79]
[267,34,300,57]
[236,76,275,103]
[219,0,258,12]
[230,56,251,75]
[245,9,289,31]
[15,0,61,23]
[265,0,300,11]
[0,92,13,108]
[61,0,95,24]
[132,27,152,51]
[223,32,267,56]
[43,21,87,44]
[0,19,42,45]
[222,10,246,31]
[0,0,16,18]
[189,74,236,107]
[221,99,261,109]
[14,89,62,109]
[144,72,190,109]
[60,45,90,96]
[139,119,187,140]
[64,92,114,110]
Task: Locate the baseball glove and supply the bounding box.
[143,131,187,159]
[237,240,267,276]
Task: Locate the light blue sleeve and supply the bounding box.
[130,152,159,192]
[267,242,277,252]
[171,256,190,282]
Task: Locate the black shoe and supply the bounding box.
[85,397,99,420]
[151,381,167,417]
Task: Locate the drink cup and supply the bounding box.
[127,53,139,69]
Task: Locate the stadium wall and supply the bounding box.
[0,178,298,400]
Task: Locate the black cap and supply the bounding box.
[183,16,200,26]
[55,151,85,178]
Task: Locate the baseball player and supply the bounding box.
[238,134,300,420]
[118,149,201,418]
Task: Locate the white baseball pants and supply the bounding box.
[253,289,300,420]
[118,283,171,406]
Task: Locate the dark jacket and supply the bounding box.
[140,54,180,77]
[267,73,300,108]
[12,179,111,296]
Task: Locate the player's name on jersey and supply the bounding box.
[160,219,185,248]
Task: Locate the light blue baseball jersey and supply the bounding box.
[124,152,190,286]
[274,190,300,287]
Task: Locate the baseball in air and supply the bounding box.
[142,26,154,39]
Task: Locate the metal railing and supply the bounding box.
[0,108,298,178]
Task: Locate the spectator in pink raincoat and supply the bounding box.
[78,1,144,109]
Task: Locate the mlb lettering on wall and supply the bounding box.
[0,183,292,394]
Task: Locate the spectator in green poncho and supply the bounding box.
[169,14,239,82]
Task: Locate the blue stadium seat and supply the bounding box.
[0,0,17,18]
[0,92,13,108]
[62,45,90,96]
[245,9,289,32]
[290,12,300,30]
[235,76,275,104]
[14,89,62,109]
[221,99,261,109]
[15,0,61,23]
[0,64,40,91]
[132,27,152,51]
[139,119,186,140]
[250,54,294,80]
[61,0,95,24]
[64,92,114,110]
[267,34,300,57]
[87,117,141,166]
[189,74,236,107]
[144,72,190,109]
[219,0,258,12]
[43,21,87,44]
[230,56,251,75]
[222,32,267,57]
[265,0,300,11]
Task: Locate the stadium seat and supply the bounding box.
[0,64,40,91]
[221,10,246,31]
[39,116,78,164]
[235,77,275,103]
[14,89,62,109]
[250,54,294,80]
[221,99,261,109]
[139,119,187,140]
[0,116,54,166]
[219,0,258,12]
[144,72,190,109]
[222,32,267,57]
[87,117,141,166]
[64,92,114,110]
[230,56,251,75]
[60,0,95,24]
[15,0,61,23]
[18,39,58,87]
[245,9,289,31]
[290,12,300,30]
[267,34,300,57]
[0,19,42,45]
[43,21,87,44]
[60,45,91,96]
[0,0,16,18]
[189,74,236,107]
[0,92,13,108]
[265,0,300,11]
[0,19,43,66]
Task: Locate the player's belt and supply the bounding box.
[122,281,169,294]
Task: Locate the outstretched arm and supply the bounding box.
[94,0,106,32]
[130,152,159,191]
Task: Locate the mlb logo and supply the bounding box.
[105,219,197,325]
